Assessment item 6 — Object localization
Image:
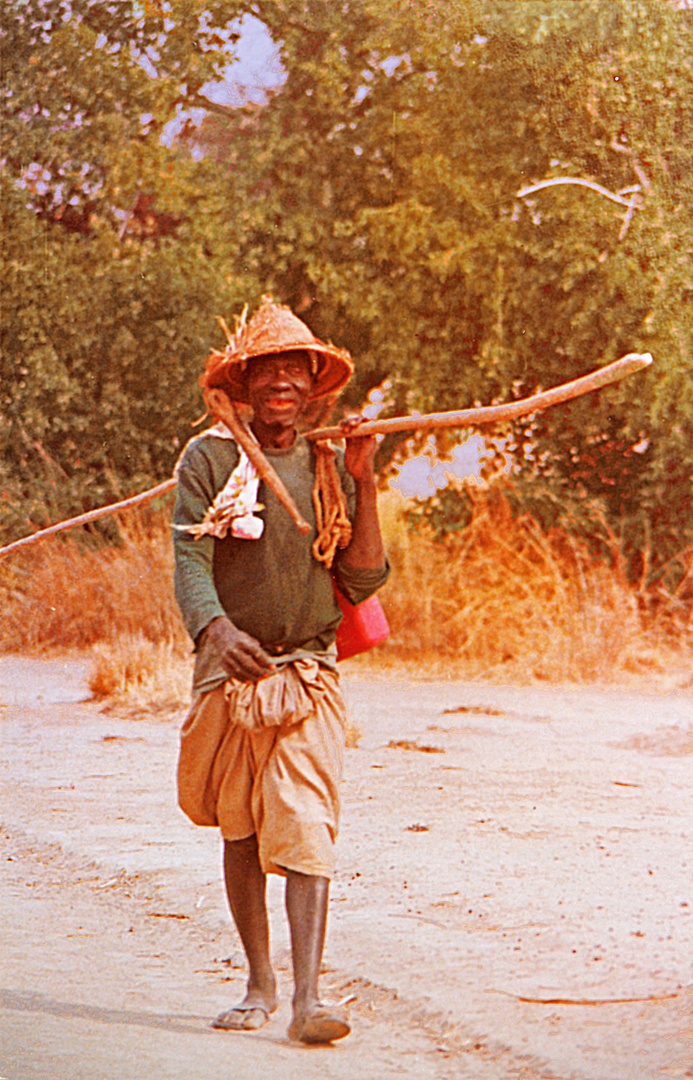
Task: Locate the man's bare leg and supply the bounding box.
[214,835,278,1030]
[285,870,350,1043]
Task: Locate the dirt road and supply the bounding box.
[1,657,692,1080]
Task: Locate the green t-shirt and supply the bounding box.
[173,432,388,693]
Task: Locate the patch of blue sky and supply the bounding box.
[202,15,284,107]
[390,435,487,497]
[162,15,284,145]
[363,384,489,497]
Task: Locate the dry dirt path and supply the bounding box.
[1,656,692,1080]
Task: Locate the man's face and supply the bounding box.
[246,351,314,431]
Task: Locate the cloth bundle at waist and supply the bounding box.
[223,657,330,731]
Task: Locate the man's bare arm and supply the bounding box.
[338,433,386,571]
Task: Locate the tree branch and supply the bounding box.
[517,177,642,209]
[186,92,259,119]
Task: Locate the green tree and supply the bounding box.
[185,0,692,581]
[0,0,253,536]
[2,0,692,589]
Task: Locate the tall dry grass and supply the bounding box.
[375,482,693,686]
[2,484,691,702]
[0,508,192,708]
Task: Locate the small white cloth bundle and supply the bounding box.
[175,423,264,540]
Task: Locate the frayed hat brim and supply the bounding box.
[201,298,353,402]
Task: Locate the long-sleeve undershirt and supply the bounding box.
[173,432,389,693]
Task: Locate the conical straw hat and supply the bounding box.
[201,296,353,402]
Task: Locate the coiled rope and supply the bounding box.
[311,441,352,568]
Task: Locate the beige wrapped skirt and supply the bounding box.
[177,660,347,878]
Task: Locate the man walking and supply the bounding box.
[173,297,388,1044]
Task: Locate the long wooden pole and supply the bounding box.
[304,352,653,442]
[0,352,652,559]
[0,478,178,558]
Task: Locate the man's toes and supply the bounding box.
[240,1007,270,1030]
[288,1004,351,1044]
[213,1006,269,1031]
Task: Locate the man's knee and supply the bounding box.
[224,833,259,865]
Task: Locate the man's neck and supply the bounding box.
[250,420,298,450]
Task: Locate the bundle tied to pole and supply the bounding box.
[203,387,311,536]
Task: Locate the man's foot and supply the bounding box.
[213,990,278,1032]
[287,1003,351,1045]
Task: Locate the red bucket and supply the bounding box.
[334,586,390,661]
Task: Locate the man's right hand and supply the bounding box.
[203,616,276,682]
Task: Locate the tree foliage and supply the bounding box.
[2,0,692,584]
[1,0,250,533]
[186,0,692,580]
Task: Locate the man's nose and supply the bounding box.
[268,361,294,383]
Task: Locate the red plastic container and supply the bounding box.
[334,587,390,661]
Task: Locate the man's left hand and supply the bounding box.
[340,417,377,483]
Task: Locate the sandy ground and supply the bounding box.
[1,656,692,1080]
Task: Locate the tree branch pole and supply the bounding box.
[0,478,178,558]
[304,352,653,442]
[0,353,652,559]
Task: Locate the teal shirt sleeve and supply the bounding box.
[172,438,232,643]
[333,558,391,606]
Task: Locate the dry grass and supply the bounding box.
[1,509,187,653]
[2,486,691,707]
[88,637,193,711]
[0,508,191,709]
[373,483,693,686]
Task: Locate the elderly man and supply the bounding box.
[172,297,388,1044]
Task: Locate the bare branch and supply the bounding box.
[618,193,640,239]
[610,139,651,190]
[517,177,642,209]
[186,93,248,119]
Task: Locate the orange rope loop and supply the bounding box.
[311,441,352,568]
